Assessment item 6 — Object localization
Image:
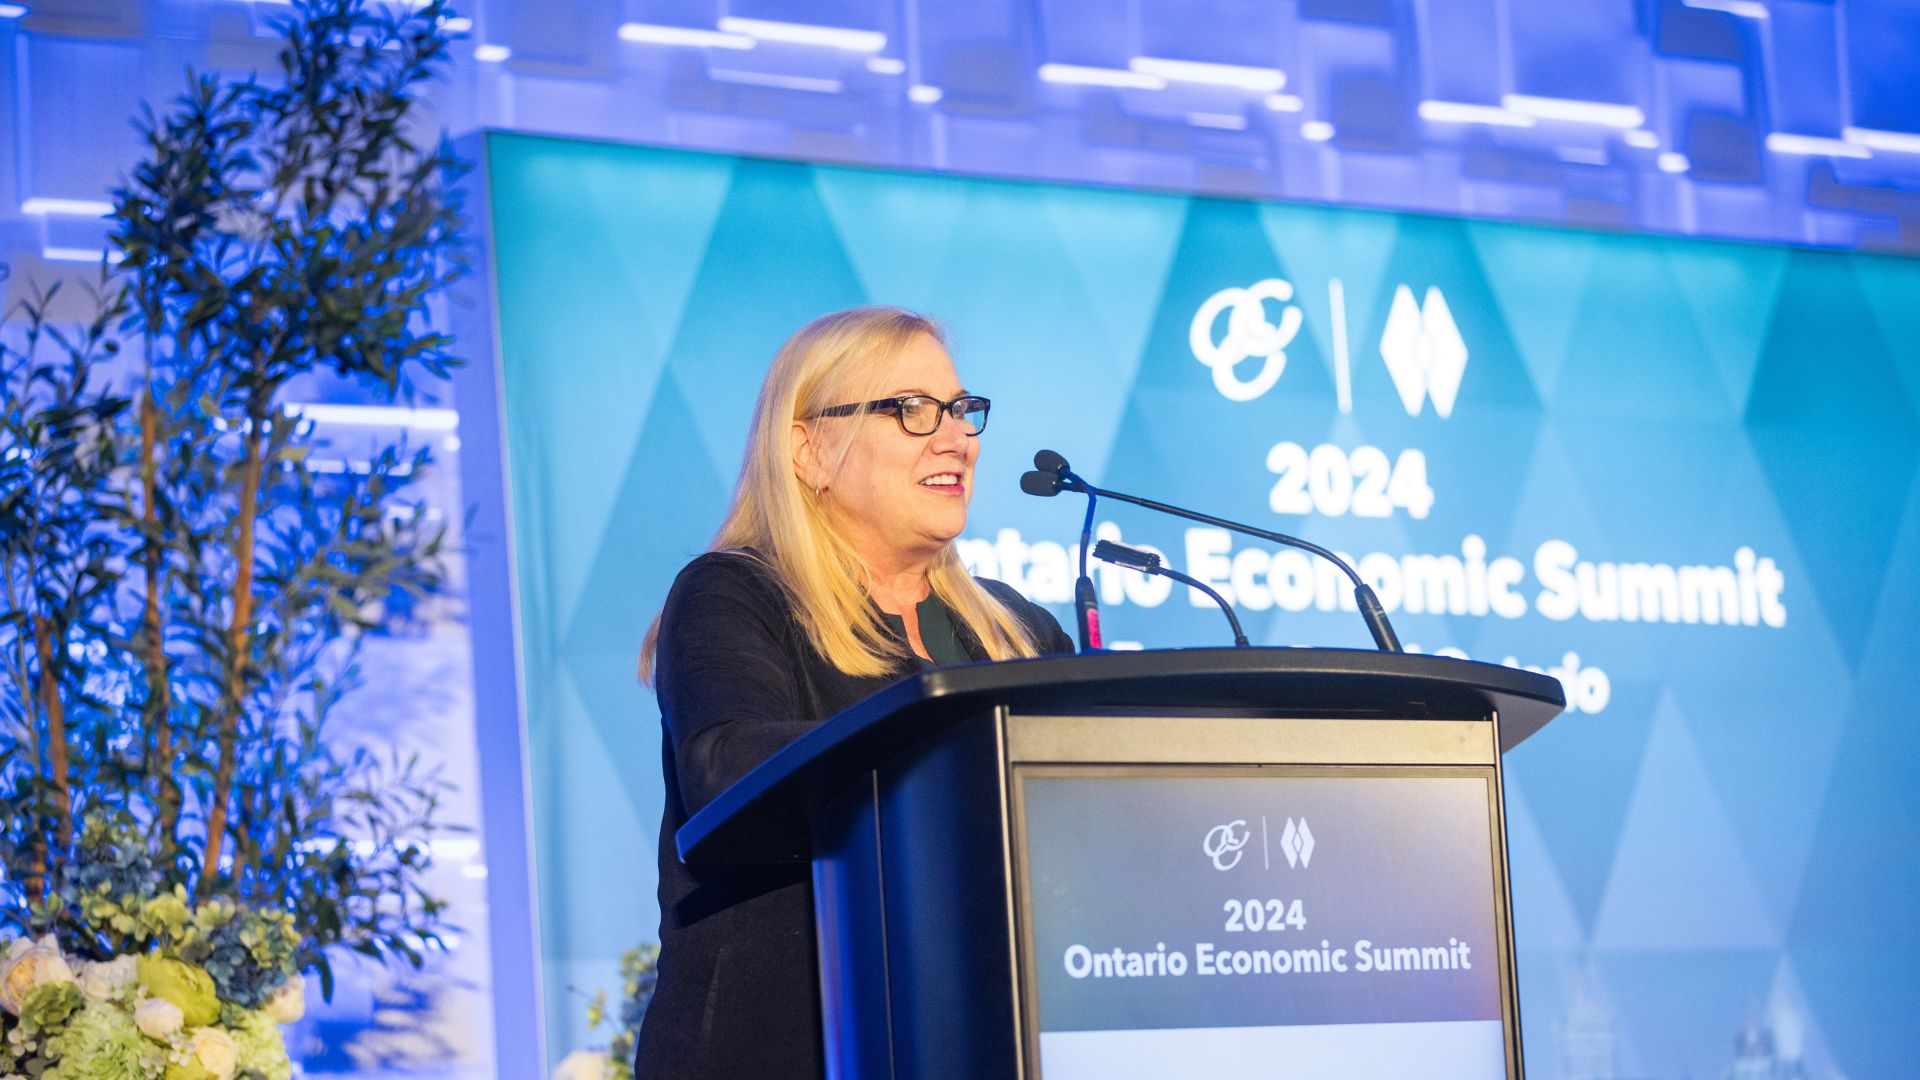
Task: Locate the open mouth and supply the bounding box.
[918,473,963,490]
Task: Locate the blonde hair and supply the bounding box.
[640,307,1046,682]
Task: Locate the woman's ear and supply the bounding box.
[792,420,827,494]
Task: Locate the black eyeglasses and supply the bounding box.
[809,394,991,436]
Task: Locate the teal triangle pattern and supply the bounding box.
[1656,436,1853,934]
[1743,249,1920,669]
[489,135,736,634]
[1502,776,1588,955]
[1662,237,1789,413]
[812,165,971,310]
[561,373,732,661]
[1035,183,1190,482]
[1503,686,1657,939]
[1591,693,1779,951]
[535,668,652,956]
[660,156,873,475]
[535,671,655,1049]
[1784,467,1920,1080]
[1850,252,1920,417]
[1464,219,1601,407]
[1552,231,1742,422]
[554,378,730,842]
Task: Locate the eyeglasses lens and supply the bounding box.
[898,398,939,434]
[893,396,989,435]
[954,399,988,434]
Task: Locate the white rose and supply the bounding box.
[135,997,185,1040]
[189,1027,238,1080]
[0,936,73,1015]
[263,973,305,1024]
[76,954,139,1003]
[551,1049,612,1080]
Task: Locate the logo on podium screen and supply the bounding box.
[1280,817,1316,868]
[1203,820,1252,870]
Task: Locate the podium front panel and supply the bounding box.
[1008,761,1519,1080]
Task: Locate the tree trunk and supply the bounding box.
[140,389,180,842]
[200,398,264,894]
[13,615,46,901]
[31,614,72,852]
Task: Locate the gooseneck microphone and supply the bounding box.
[1019,449,1404,653]
[1094,540,1249,647]
[1024,451,1102,651]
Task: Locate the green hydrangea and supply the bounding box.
[75,884,195,948]
[179,904,299,1008]
[20,981,83,1030]
[43,1002,157,1080]
[144,889,194,940]
[187,898,235,940]
[78,887,141,940]
[228,1009,293,1080]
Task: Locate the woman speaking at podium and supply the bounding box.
[632,307,1074,1078]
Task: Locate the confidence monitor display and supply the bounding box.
[1014,767,1515,1080]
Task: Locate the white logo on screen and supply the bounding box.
[1203,820,1252,871]
[1280,817,1316,868]
[1190,280,1303,402]
[1192,277,1469,419]
[1378,284,1468,418]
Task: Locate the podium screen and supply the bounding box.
[1015,767,1512,1080]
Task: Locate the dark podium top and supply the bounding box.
[679,647,1564,868]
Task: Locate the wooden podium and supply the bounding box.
[678,648,1565,1080]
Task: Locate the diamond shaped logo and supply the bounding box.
[1379,284,1468,418]
[1280,817,1315,868]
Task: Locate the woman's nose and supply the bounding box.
[929,413,971,454]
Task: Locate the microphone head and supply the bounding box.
[1033,449,1069,475]
[1020,470,1062,497]
[1092,539,1161,573]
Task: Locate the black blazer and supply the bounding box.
[633,550,1073,1080]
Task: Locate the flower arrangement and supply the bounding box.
[549,944,659,1080]
[0,890,303,1080]
[0,0,465,1074]
[0,792,318,1080]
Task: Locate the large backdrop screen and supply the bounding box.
[484,131,1920,1076]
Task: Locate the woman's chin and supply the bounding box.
[921,513,970,549]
